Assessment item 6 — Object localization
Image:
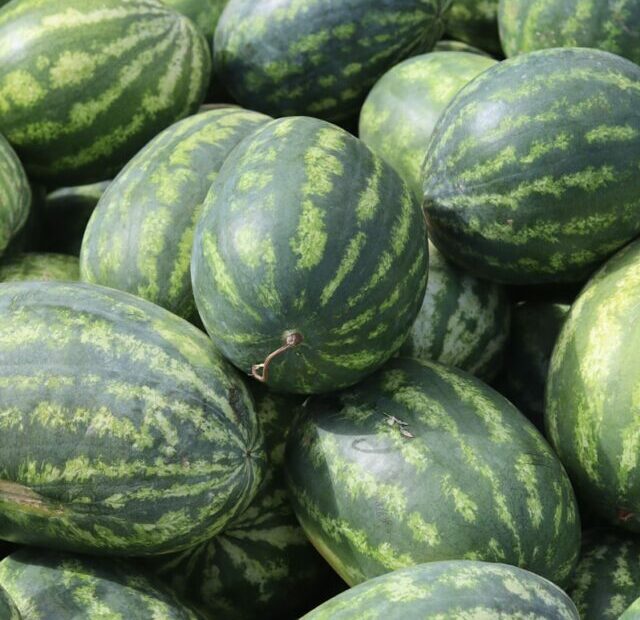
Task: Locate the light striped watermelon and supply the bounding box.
[0,0,211,186]
[191,116,429,394]
[546,238,640,531]
[303,561,579,619]
[285,357,580,587]
[499,0,640,64]
[568,529,640,620]
[0,134,30,257]
[359,51,496,198]
[0,281,266,556]
[0,253,79,282]
[0,583,19,620]
[423,47,640,285]
[0,549,198,619]
[401,242,510,380]
[446,0,502,55]
[149,389,344,619]
[214,0,449,122]
[81,108,269,322]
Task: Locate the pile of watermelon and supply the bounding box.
[1,0,640,618]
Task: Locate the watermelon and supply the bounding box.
[446,0,502,55]
[191,116,429,394]
[568,529,640,620]
[0,0,211,186]
[162,0,225,42]
[0,134,30,257]
[423,47,640,285]
[401,242,510,381]
[0,583,19,620]
[499,0,640,64]
[546,238,640,531]
[0,549,198,619]
[81,108,269,322]
[499,302,570,430]
[0,253,79,282]
[149,389,344,619]
[302,561,579,619]
[623,599,640,619]
[0,281,266,555]
[285,357,580,587]
[359,51,496,198]
[433,39,491,55]
[214,0,449,122]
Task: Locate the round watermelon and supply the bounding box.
[191,116,429,394]
[0,134,30,258]
[423,47,640,285]
[0,253,79,282]
[446,0,502,55]
[285,357,580,587]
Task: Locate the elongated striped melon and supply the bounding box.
[0,0,211,185]
[0,134,30,257]
[0,281,266,556]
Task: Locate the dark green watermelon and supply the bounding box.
[285,357,580,587]
[0,253,79,282]
[423,47,640,285]
[191,116,429,394]
[446,0,502,55]
[0,133,30,257]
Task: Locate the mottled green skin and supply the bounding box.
[359,51,496,198]
[0,281,265,556]
[81,108,269,322]
[433,39,491,55]
[499,0,640,63]
[567,529,640,620]
[623,598,640,619]
[0,0,211,186]
[0,253,79,282]
[150,389,343,619]
[0,134,30,258]
[214,0,449,122]
[500,302,569,430]
[0,583,19,620]
[285,357,580,587]
[546,239,640,532]
[423,48,640,285]
[192,117,429,394]
[447,0,502,55]
[162,0,225,40]
[303,561,578,619]
[401,243,510,380]
[0,549,198,619]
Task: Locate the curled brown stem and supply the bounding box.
[251,332,303,383]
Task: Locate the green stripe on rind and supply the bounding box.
[0,281,266,556]
[0,549,198,619]
[214,0,449,122]
[0,0,211,186]
[401,243,510,380]
[149,389,343,619]
[0,583,19,620]
[0,134,30,257]
[568,529,640,620]
[360,51,496,198]
[446,0,502,55]
[80,108,270,321]
[192,116,429,394]
[0,253,79,282]
[499,0,640,64]
[285,357,581,587]
[302,561,579,619]
[546,238,640,532]
[423,47,640,285]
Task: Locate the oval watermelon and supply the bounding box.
[446,0,502,55]
[191,116,429,394]
[285,357,580,587]
[81,107,270,322]
[499,0,640,64]
[0,0,211,186]
[0,281,266,555]
[546,238,640,531]
[0,548,198,619]
[214,0,449,122]
[359,51,496,198]
[302,561,579,619]
[401,242,510,380]
[0,253,79,282]
[0,134,30,258]
[0,583,19,620]
[423,47,640,285]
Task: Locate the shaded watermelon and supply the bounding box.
[303,561,579,619]
[0,253,79,282]
[0,281,266,555]
[81,107,269,322]
[423,47,640,285]
[446,0,502,55]
[0,133,30,257]
[285,357,580,587]
[0,0,211,185]
[191,116,429,394]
